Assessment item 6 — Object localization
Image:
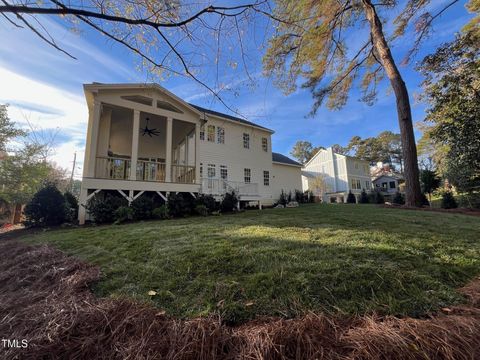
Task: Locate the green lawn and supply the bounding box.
[20,204,480,324]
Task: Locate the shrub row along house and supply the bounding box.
[78,83,302,224]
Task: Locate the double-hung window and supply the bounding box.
[244,168,251,183]
[199,125,205,141]
[217,127,225,144]
[243,133,250,149]
[207,125,215,142]
[263,171,270,186]
[262,137,268,152]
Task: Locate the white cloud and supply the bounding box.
[0,67,87,178]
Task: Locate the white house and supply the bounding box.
[301,147,371,203]
[78,83,301,223]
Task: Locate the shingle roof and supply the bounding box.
[272,152,302,167]
[190,104,274,133]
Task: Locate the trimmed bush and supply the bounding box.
[114,206,134,224]
[278,190,288,206]
[295,189,304,203]
[392,192,405,205]
[441,191,458,209]
[346,191,356,204]
[168,192,195,217]
[196,194,218,213]
[86,194,128,224]
[24,183,66,227]
[195,204,209,216]
[359,190,369,204]
[131,196,154,220]
[64,191,78,223]
[152,205,169,220]
[221,191,238,213]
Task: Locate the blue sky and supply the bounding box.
[0,1,473,176]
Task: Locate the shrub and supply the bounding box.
[369,191,384,204]
[287,191,293,203]
[131,196,154,220]
[441,191,458,209]
[168,192,195,217]
[64,191,78,223]
[392,192,405,205]
[195,204,209,216]
[152,205,169,219]
[359,189,369,204]
[420,193,430,207]
[114,206,134,224]
[221,191,238,213]
[294,189,304,203]
[278,190,287,206]
[24,183,66,227]
[86,194,128,224]
[346,191,356,204]
[196,194,218,213]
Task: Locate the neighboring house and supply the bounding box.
[271,153,303,200]
[370,161,403,198]
[78,83,301,224]
[372,174,403,197]
[301,147,371,203]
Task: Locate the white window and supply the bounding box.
[262,137,268,152]
[243,133,250,149]
[365,181,370,189]
[350,178,361,190]
[244,168,251,183]
[263,171,270,186]
[217,127,225,144]
[199,125,205,141]
[220,165,228,180]
[207,125,215,142]
[207,164,216,178]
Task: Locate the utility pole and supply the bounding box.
[70,151,77,192]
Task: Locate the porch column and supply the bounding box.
[165,117,173,182]
[86,100,102,177]
[130,110,140,180]
[195,122,200,184]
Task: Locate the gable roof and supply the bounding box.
[190,104,274,133]
[272,152,302,167]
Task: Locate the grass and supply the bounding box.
[19,204,480,324]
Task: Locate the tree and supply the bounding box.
[309,175,328,198]
[0,104,26,151]
[262,1,468,206]
[345,131,403,169]
[420,169,441,204]
[418,32,480,192]
[24,183,66,227]
[290,141,324,164]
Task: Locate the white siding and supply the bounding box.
[272,163,302,202]
[198,114,274,200]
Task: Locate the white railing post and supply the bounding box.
[130,110,140,180]
[166,117,173,182]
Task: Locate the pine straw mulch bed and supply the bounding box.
[1,238,479,360]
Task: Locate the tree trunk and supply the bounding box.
[361,0,422,207]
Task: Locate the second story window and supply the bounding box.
[263,171,270,186]
[199,125,205,141]
[207,164,216,178]
[262,137,268,152]
[207,125,215,142]
[217,127,225,144]
[351,178,361,190]
[243,133,250,149]
[244,168,251,183]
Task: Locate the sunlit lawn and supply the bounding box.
[21,204,480,324]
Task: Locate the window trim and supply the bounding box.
[263,170,270,186]
[244,168,251,183]
[207,125,215,143]
[243,133,250,149]
[262,137,268,152]
[217,126,225,144]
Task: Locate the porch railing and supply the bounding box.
[200,178,258,197]
[96,156,131,180]
[172,164,196,184]
[137,160,166,182]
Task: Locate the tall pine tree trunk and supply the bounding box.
[362,0,422,206]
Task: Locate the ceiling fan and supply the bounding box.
[141,117,160,137]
